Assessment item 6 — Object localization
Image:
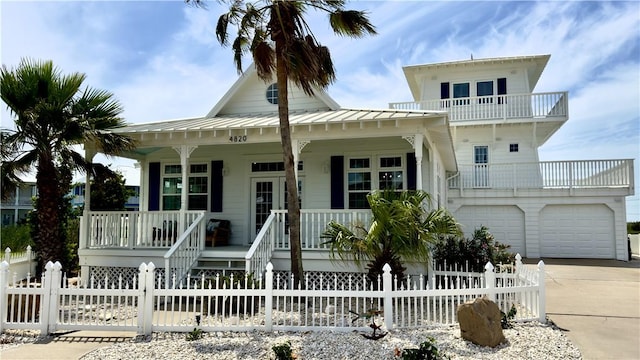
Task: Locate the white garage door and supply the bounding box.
[454,205,525,256]
[540,205,614,258]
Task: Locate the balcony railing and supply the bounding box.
[448,159,634,191]
[389,92,568,122]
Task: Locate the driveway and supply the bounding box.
[525,257,640,360]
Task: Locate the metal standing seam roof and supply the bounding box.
[113,108,448,134]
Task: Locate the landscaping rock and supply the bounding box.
[457,297,505,347]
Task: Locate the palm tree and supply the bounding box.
[188,0,376,286]
[322,190,462,286]
[0,58,135,271]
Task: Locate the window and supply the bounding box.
[509,143,519,153]
[266,83,278,104]
[453,83,470,105]
[348,158,371,209]
[477,81,493,104]
[251,161,303,172]
[188,164,208,210]
[378,156,403,191]
[162,164,209,210]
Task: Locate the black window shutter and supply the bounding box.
[440,82,450,99]
[497,78,507,94]
[148,162,160,211]
[330,156,344,209]
[406,152,417,190]
[497,78,507,104]
[211,160,223,212]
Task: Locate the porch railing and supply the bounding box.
[245,212,277,276]
[163,212,206,289]
[448,159,634,191]
[389,91,568,122]
[245,209,372,276]
[82,211,203,249]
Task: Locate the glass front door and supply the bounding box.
[250,177,303,239]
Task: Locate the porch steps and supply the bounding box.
[190,248,248,277]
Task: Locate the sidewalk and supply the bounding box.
[0,331,137,360]
[526,257,640,360]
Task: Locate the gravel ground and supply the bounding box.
[71,321,581,359]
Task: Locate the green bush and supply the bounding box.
[432,226,516,272]
[400,337,446,360]
[0,224,34,252]
[628,222,640,234]
[272,341,294,360]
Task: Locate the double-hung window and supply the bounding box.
[162,164,209,210]
[347,158,371,209]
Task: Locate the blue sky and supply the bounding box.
[1,1,639,220]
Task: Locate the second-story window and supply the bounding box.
[477,81,494,104]
[453,83,470,105]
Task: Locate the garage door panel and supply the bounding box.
[540,205,614,259]
[455,205,525,256]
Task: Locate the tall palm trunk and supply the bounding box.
[275,39,304,288]
[35,157,64,272]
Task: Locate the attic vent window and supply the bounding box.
[266,83,278,104]
[510,143,519,152]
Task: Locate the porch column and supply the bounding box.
[173,145,197,232]
[81,147,96,251]
[135,161,144,211]
[403,134,424,191]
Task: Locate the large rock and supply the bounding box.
[457,297,506,347]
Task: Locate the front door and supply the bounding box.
[250,177,302,240]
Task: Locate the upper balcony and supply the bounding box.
[448,159,635,196]
[389,92,568,124]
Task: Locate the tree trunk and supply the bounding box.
[275,42,304,289]
[35,157,64,273]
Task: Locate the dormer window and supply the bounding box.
[266,83,278,104]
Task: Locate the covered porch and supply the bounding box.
[78,208,372,287]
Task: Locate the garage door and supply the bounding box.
[454,205,525,256]
[540,205,614,258]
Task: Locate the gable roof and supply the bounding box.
[206,65,340,117]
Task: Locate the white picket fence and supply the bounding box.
[0,255,545,335]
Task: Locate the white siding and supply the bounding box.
[219,75,330,115]
[539,204,615,258]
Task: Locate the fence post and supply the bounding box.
[265,262,273,331]
[484,262,496,302]
[144,262,156,335]
[4,248,10,264]
[40,261,62,334]
[0,261,9,333]
[538,260,546,323]
[382,263,393,331]
[136,263,148,335]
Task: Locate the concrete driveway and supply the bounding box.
[526,257,640,360]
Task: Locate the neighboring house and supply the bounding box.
[77,54,634,284]
[70,183,140,211]
[0,182,36,226]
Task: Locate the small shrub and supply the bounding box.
[185,327,203,341]
[501,304,517,329]
[272,341,295,360]
[399,337,446,360]
[432,226,516,272]
[628,221,640,234]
